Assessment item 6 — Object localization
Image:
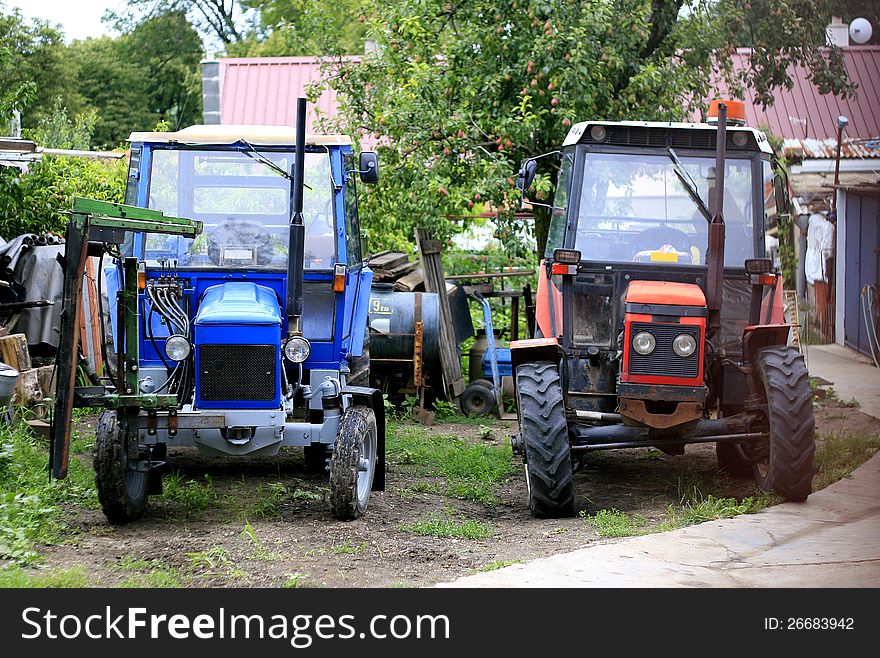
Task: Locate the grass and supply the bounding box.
[331,540,369,555]
[157,472,216,513]
[581,509,648,537]
[119,566,188,588]
[583,489,775,538]
[814,431,880,491]
[247,481,287,519]
[401,514,490,540]
[110,555,190,587]
[0,565,90,588]
[281,572,313,588]
[186,546,233,571]
[388,423,515,505]
[469,559,521,573]
[0,419,98,564]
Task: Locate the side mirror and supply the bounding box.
[773,174,789,215]
[516,159,537,192]
[359,151,379,184]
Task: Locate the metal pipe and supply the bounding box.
[706,102,727,338]
[571,432,767,452]
[573,409,624,423]
[286,97,308,335]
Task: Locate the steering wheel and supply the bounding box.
[206,219,275,266]
[629,226,696,262]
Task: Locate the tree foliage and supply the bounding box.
[0,110,126,238]
[229,1,368,56]
[299,0,855,254]
[69,11,204,148]
[0,5,81,130]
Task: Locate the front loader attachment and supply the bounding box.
[50,197,201,479]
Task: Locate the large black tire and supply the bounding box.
[515,361,574,518]
[460,381,496,417]
[752,346,815,501]
[94,410,150,523]
[329,406,377,520]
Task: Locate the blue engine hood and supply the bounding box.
[195,282,282,326]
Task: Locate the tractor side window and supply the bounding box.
[762,160,778,266]
[343,154,362,265]
[544,151,573,258]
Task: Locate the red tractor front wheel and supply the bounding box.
[515,361,574,518]
[752,346,816,501]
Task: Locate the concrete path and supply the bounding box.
[441,345,880,588]
[806,343,880,419]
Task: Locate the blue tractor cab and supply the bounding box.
[53,102,385,522]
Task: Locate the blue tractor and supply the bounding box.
[50,99,385,522]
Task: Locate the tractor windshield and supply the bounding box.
[143,148,335,270]
[572,151,758,266]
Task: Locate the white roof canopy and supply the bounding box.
[128,124,351,147]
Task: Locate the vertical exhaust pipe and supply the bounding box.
[286,97,307,336]
[706,102,727,338]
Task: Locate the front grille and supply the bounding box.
[629,323,700,379]
[199,344,276,401]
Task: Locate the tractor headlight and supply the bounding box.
[672,333,697,357]
[632,331,656,355]
[164,335,192,362]
[284,336,311,363]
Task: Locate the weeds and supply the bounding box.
[186,546,233,571]
[388,424,514,505]
[0,565,90,588]
[158,472,216,513]
[0,420,97,564]
[281,572,313,588]
[248,482,287,519]
[814,431,880,491]
[581,509,647,537]
[119,566,188,588]
[331,540,369,555]
[469,559,521,573]
[401,513,490,540]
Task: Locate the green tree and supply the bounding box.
[229,1,368,56]
[0,105,126,238]
[0,4,81,130]
[69,11,203,147]
[306,0,854,255]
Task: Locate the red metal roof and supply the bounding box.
[702,47,880,141]
[219,56,359,129]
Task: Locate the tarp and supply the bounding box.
[12,244,64,352]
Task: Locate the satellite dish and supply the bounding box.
[850,17,873,44]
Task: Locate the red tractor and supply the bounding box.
[512,101,814,517]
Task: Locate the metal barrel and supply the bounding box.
[368,285,440,367]
[0,362,20,418]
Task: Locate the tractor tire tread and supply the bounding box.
[755,346,815,501]
[515,361,574,518]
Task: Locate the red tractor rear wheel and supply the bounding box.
[515,361,574,518]
[752,346,815,501]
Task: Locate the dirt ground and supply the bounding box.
[36,398,880,588]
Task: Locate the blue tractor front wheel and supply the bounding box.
[329,406,378,520]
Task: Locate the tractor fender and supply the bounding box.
[742,324,791,366]
[341,385,386,491]
[509,337,560,371]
